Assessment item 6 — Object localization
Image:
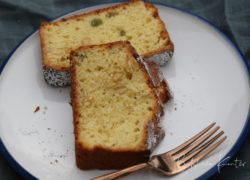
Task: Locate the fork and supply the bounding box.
[92,122,226,180]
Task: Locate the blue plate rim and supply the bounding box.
[0,1,249,180]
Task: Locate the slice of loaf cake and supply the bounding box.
[70,41,171,170]
[40,0,174,86]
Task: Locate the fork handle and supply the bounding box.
[91,163,150,180]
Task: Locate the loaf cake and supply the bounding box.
[40,0,174,86]
[70,41,171,170]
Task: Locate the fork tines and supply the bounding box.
[168,122,227,168]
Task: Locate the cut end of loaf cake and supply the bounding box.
[71,41,170,169]
[40,0,174,87]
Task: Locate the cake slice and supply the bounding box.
[70,41,171,170]
[40,0,174,86]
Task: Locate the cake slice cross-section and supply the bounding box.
[70,41,171,169]
[40,0,174,86]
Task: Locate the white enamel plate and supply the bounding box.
[0,3,249,180]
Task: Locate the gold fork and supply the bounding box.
[92,122,226,180]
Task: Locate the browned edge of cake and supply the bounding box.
[39,28,71,87]
[39,0,174,86]
[70,41,171,169]
[145,61,171,103]
[142,3,174,58]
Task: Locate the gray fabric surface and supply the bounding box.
[0,0,249,179]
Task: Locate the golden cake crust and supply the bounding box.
[70,41,171,170]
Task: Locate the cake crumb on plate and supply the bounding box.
[34,106,40,113]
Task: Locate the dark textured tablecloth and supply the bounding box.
[0,0,249,179]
